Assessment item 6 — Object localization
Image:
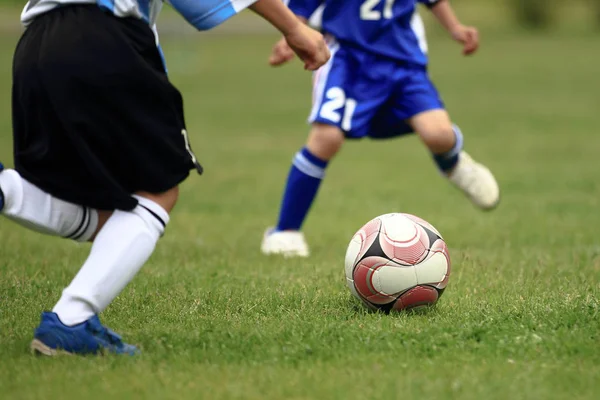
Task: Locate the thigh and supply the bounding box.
[408,109,453,136]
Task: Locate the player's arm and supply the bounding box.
[268,1,325,67]
[168,0,329,70]
[420,0,479,55]
[250,0,329,70]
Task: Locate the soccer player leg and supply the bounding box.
[262,44,378,257]
[262,123,343,258]
[0,166,100,242]
[401,71,499,210]
[410,109,460,170]
[262,43,345,257]
[33,188,177,356]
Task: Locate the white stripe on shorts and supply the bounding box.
[308,39,340,123]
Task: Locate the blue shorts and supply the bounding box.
[309,39,445,139]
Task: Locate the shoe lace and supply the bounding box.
[89,323,123,345]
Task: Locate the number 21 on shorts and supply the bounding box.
[319,87,357,132]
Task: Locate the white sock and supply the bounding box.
[0,169,98,242]
[52,196,169,326]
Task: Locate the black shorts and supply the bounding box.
[12,5,202,211]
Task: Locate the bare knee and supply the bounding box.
[409,110,456,154]
[306,123,345,161]
[87,188,179,242]
[135,186,180,213]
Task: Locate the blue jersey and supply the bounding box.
[287,0,441,65]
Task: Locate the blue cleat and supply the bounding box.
[31,312,139,356]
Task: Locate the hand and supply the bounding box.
[451,25,479,56]
[269,37,295,67]
[282,23,330,70]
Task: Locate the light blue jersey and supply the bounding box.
[288,0,441,65]
[22,0,257,32]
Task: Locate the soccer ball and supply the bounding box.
[345,213,451,312]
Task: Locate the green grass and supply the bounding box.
[1,21,600,400]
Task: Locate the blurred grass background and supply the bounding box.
[0,2,599,400]
[2,1,600,34]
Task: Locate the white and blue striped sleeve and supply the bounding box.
[168,0,258,31]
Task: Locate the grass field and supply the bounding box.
[1,9,600,400]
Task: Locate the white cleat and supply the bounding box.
[261,228,310,258]
[447,151,500,210]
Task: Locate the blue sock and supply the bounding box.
[276,147,328,231]
[433,124,464,172]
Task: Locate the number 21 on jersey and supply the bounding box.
[361,0,396,20]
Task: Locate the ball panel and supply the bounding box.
[381,222,428,265]
[355,219,382,262]
[374,263,417,296]
[344,235,362,280]
[361,216,384,235]
[401,213,443,238]
[429,239,451,289]
[393,285,439,311]
[379,214,419,243]
[353,256,396,304]
[414,252,449,286]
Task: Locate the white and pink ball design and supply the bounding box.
[345,213,451,312]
